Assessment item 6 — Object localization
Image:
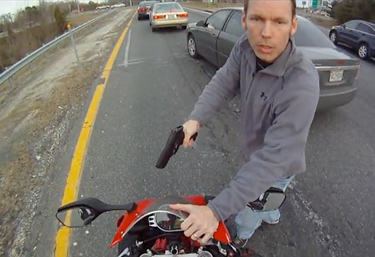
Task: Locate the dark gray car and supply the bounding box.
[329,20,375,60]
[138,1,158,20]
[186,7,361,111]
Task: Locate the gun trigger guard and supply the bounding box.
[173,144,180,155]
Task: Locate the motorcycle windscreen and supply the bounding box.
[115,196,192,239]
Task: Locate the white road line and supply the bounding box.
[127,60,145,66]
[124,29,132,67]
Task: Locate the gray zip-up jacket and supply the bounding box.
[188,33,320,222]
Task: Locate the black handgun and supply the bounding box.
[156,125,198,169]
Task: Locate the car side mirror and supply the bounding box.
[247,187,286,212]
[342,24,346,29]
[207,23,215,30]
[197,20,205,27]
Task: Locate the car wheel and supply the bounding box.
[329,31,338,45]
[181,25,187,30]
[358,43,369,59]
[187,34,199,59]
[152,27,156,32]
[138,16,141,20]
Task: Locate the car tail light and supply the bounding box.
[138,7,142,12]
[336,59,345,65]
[153,14,166,19]
[177,12,188,18]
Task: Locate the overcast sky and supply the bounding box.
[0,0,106,16]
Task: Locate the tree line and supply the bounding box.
[330,0,375,24]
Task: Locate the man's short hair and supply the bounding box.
[244,0,296,18]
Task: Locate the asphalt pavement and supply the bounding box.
[44,8,375,257]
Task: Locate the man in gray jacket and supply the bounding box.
[170,0,320,248]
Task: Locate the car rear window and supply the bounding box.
[294,18,335,48]
[139,2,150,7]
[154,3,183,13]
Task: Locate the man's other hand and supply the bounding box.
[169,204,219,245]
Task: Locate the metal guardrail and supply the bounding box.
[0,9,116,87]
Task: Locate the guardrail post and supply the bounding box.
[28,62,33,72]
[68,24,83,72]
[9,76,13,88]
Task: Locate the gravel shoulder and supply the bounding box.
[0,7,134,257]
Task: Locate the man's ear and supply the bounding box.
[242,10,247,30]
[290,16,298,36]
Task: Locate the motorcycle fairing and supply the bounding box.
[110,195,231,248]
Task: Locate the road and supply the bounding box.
[36,8,375,257]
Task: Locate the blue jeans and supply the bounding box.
[235,176,294,239]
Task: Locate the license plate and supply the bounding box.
[329,69,343,82]
[167,15,175,19]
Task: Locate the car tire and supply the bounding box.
[138,16,141,20]
[358,43,369,60]
[187,34,199,59]
[329,31,338,45]
[152,27,156,32]
[181,25,187,30]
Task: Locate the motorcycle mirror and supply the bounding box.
[55,197,137,228]
[56,206,96,228]
[247,187,286,212]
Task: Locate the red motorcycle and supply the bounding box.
[56,126,286,257]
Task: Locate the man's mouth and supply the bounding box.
[258,45,273,53]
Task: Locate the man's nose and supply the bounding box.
[261,21,272,38]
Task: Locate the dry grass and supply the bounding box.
[0,54,106,255]
[67,12,103,28]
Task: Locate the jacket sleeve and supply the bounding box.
[207,62,320,221]
[187,39,241,125]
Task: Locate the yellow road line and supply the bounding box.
[54,10,137,257]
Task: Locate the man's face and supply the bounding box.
[242,0,297,63]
